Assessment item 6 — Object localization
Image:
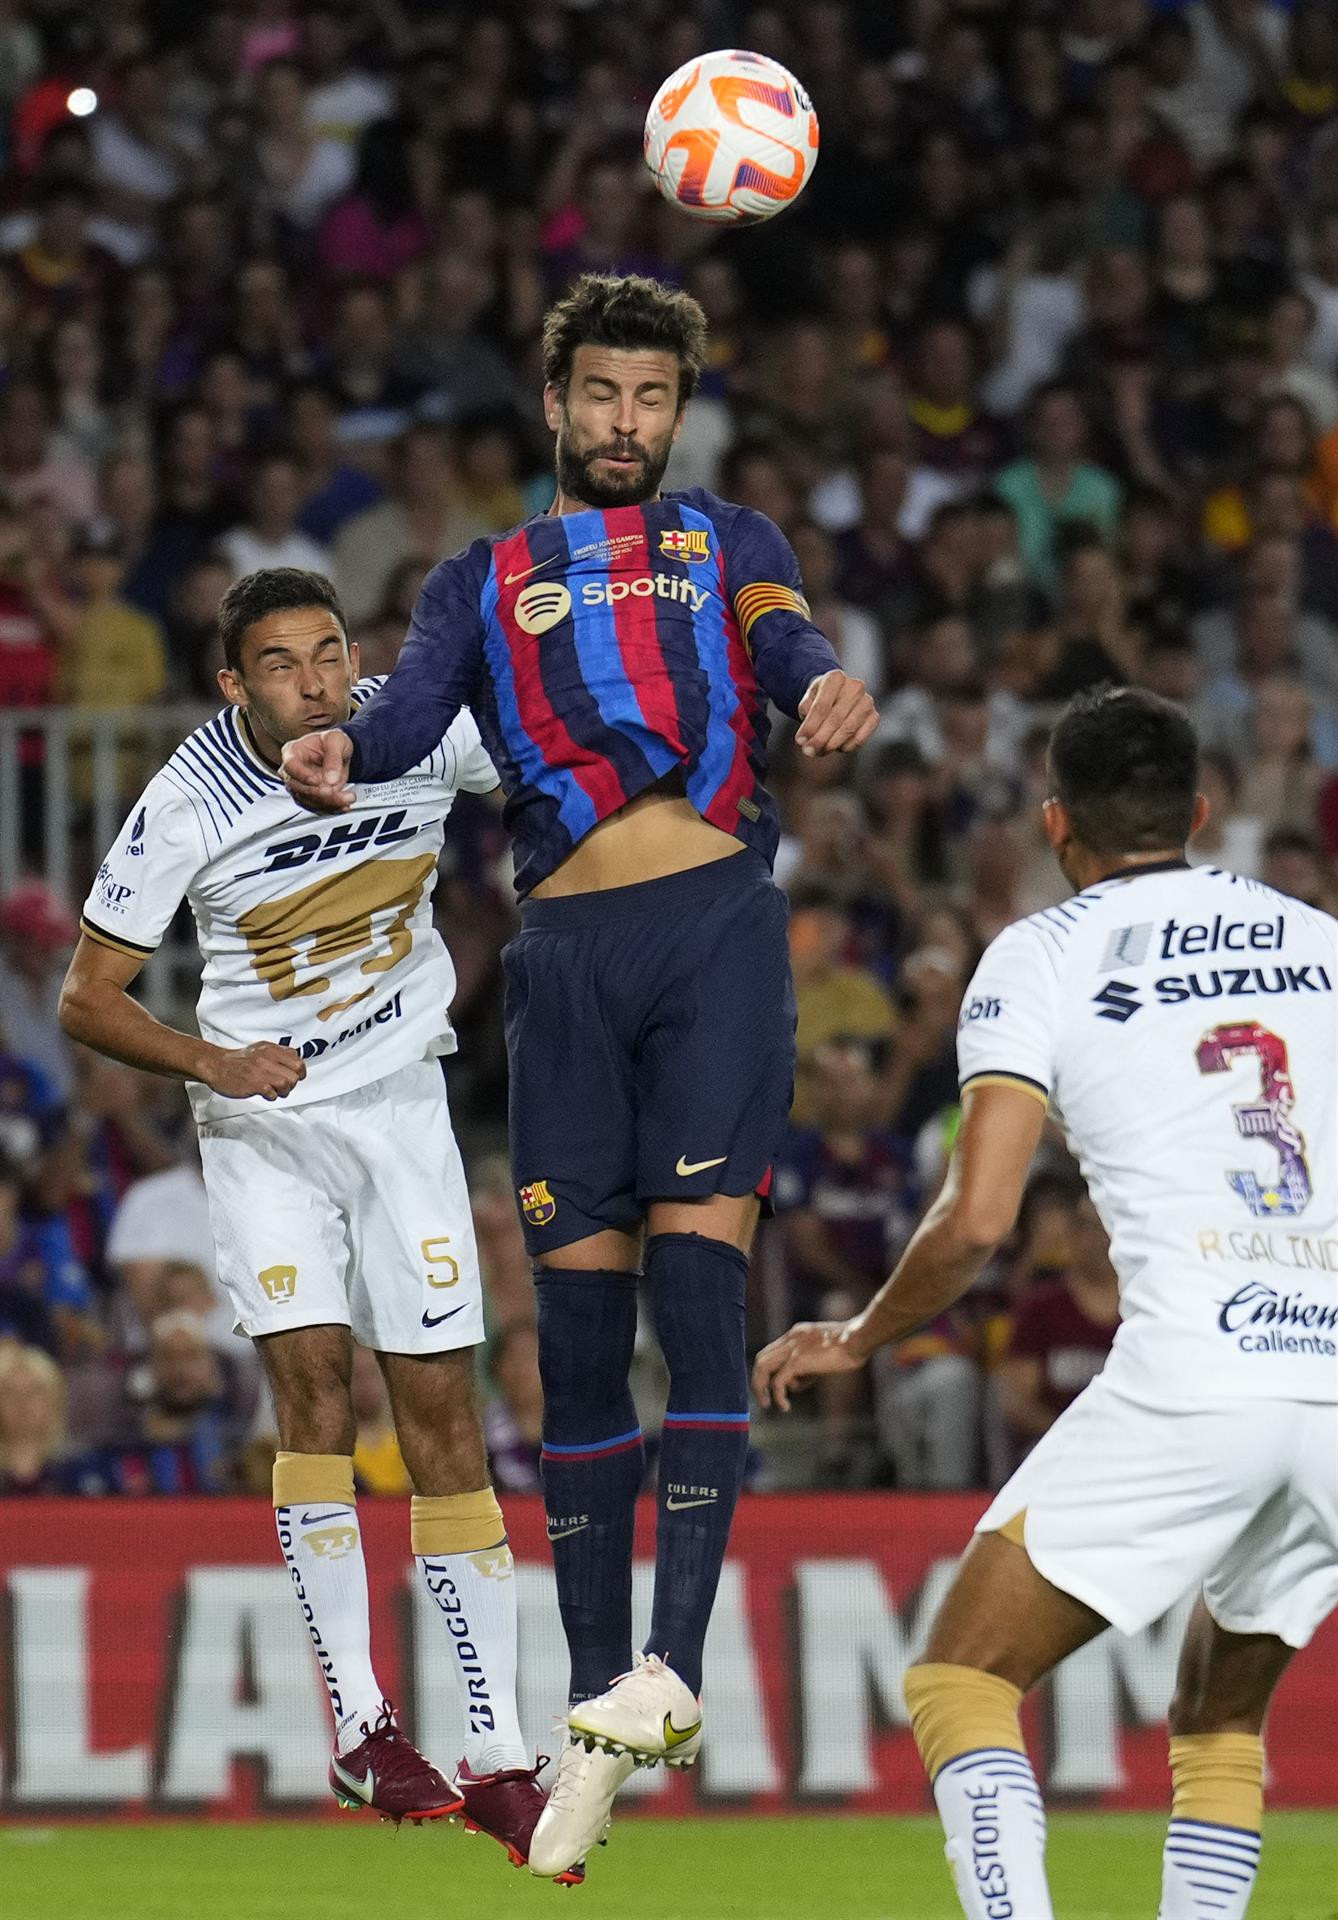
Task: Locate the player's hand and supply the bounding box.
[203,1042,306,1102]
[280,728,355,812]
[796,671,878,757]
[753,1320,865,1412]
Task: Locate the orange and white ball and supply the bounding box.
[643,49,819,225]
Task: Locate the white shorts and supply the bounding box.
[977,1377,1338,1649]
[198,1056,484,1354]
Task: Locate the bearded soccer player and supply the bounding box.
[756,687,1338,1920]
[59,569,578,1881]
[281,273,877,1876]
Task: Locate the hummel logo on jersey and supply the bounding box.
[1100,923,1153,969]
[237,810,418,880]
[676,1154,727,1176]
[1092,978,1142,1022]
[421,1303,467,1329]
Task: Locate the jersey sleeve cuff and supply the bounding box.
[79,915,155,959]
[959,1070,1050,1108]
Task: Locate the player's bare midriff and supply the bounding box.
[530,783,743,898]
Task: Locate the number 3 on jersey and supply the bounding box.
[1196,1021,1312,1218]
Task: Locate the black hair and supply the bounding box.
[217,568,347,674]
[1047,684,1199,858]
[541,273,708,409]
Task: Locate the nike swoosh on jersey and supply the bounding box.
[547,1522,590,1541]
[665,1495,717,1511]
[663,1712,702,1751]
[503,555,561,586]
[421,1304,468,1329]
[301,1509,349,1525]
[675,1154,727,1177]
[330,1755,372,1802]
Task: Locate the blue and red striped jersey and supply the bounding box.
[343,487,841,896]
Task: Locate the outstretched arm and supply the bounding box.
[282,555,486,810]
[753,1081,1046,1408]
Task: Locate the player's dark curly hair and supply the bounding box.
[1048,684,1199,856]
[218,568,347,674]
[542,272,708,409]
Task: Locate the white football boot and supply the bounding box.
[527,1738,635,1880]
[567,1652,703,1768]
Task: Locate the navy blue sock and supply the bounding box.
[536,1268,644,1705]
[644,1233,751,1696]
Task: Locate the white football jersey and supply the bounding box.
[81,680,498,1124]
[957,862,1338,1404]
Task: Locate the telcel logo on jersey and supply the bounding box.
[582,575,710,613]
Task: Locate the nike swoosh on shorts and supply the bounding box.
[675,1154,727,1177]
[422,1304,468,1329]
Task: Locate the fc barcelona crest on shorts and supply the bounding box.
[519,1179,556,1227]
[659,527,711,562]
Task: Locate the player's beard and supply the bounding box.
[555,420,674,508]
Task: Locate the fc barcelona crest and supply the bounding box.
[519,1179,557,1227]
[659,528,711,562]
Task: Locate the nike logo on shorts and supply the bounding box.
[422,1304,467,1329]
[503,555,560,586]
[676,1154,727,1177]
[666,1495,717,1511]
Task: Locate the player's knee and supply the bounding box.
[644,1232,749,1404]
[534,1267,639,1437]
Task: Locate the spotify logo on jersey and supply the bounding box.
[514,581,573,634]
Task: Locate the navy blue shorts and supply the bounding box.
[503,849,796,1255]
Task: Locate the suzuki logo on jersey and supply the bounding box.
[659,527,711,561]
[1092,978,1141,1022]
[1099,923,1153,969]
[582,575,709,613]
[237,810,418,880]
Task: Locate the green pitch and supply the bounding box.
[5,1813,1336,1920]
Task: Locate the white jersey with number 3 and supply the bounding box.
[80,679,497,1125]
[957,862,1338,1404]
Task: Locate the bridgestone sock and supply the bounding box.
[1159,1734,1263,1919]
[644,1233,752,1697]
[273,1451,383,1756]
[412,1489,527,1776]
[536,1269,643,1704]
[905,1662,1054,1920]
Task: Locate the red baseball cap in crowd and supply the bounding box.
[0,879,78,950]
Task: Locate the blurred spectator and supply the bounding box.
[219,453,330,580]
[0,1342,70,1493]
[0,1145,95,1360]
[997,1179,1120,1464]
[484,1319,543,1494]
[105,1131,235,1353]
[351,1341,410,1495]
[285,381,382,544]
[71,1311,246,1494]
[0,881,78,1101]
[788,883,897,1125]
[996,381,1122,592]
[1261,826,1338,911]
[775,1040,918,1484]
[332,423,491,623]
[61,525,167,721]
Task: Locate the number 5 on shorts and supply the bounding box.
[422,1238,461,1288]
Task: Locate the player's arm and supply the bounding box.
[723,504,878,755]
[754,1081,1045,1408]
[59,938,303,1101]
[281,554,487,812]
[61,784,304,1101]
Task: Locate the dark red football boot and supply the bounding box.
[454,1758,586,1886]
[329,1703,463,1825]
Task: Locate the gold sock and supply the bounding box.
[411,1488,506,1557]
[903,1662,1026,1783]
[1170,1733,1263,1832]
[272,1450,355,1509]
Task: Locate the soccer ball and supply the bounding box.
[643,49,819,225]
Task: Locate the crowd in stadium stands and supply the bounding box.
[1,0,1338,1495]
